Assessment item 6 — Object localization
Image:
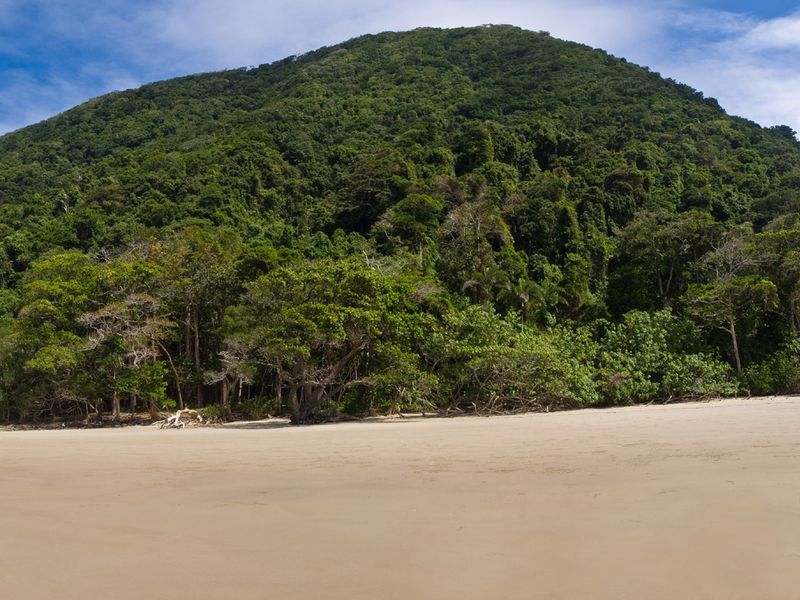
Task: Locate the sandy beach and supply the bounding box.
[1,396,799,599]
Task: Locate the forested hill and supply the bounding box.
[2,25,800,424]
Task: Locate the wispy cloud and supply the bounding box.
[140,0,661,71]
[669,8,757,37]
[654,8,800,133]
[0,67,140,134]
[0,1,799,136]
[0,71,82,133]
[743,10,800,49]
[0,0,145,132]
[131,0,663,76]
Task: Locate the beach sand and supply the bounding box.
[1,396,799,599]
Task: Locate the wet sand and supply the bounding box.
[1,396,799,599]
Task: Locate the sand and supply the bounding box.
[1,397,799,599]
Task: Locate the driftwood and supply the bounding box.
[155,409,204,429]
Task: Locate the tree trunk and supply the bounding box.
[288,384,300,423]
[158,342,184,410]
[112,391,121,422]
[729,317,742,374]
[664,265,675,304]
[789,292,799,335]
[299,385,327,422]
[184,302,192,364]
[220,378,232,419]
[147,397,159,421]
[193,306,203,406]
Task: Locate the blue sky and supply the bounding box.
[1,1,799,135]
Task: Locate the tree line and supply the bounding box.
[3,211,799,424]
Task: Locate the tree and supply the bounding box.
[437,199,524,301]
[225,259,425,423]
[496,278,550,329]
[609,209,724,312]
[153,227,241,406]
[337,148,414,231]
[684,227,779,373]
[80,292,173,420]
[1,251,102,420]
[684,276,778,373]
[205,340,253,419]
[751,222,800,336]
[374,193,443,270]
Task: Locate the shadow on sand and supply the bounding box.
[220,413,457,431]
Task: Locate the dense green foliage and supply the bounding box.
[1,26,800,423]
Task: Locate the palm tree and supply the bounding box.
[462,267,511,306]
[497,278,548,330]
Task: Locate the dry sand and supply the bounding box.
[1,397,800,599]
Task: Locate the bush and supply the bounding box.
[600,309,736,404]
[745,338,800,395]
[425,305,598,411]
[232,397,276,420]
[463,329,598,410]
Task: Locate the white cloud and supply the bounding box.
[0,67,141,134]
[652,9,800,134]
[1,0,799,136]
[669,8,756,36]
[674,59,800,128]
[0,72,81,133]
[140,0,663,72]
[743,10,800,50]
[0,0,144,133]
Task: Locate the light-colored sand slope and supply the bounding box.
[1,397,799,599]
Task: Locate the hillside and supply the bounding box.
[1,25,800,423]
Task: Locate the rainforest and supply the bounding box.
[1,25,799,424]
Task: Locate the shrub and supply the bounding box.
[425,305,599,411]
[745,338,800,395]
[600,309,736,404]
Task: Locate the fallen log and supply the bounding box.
[155,409,204,429]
